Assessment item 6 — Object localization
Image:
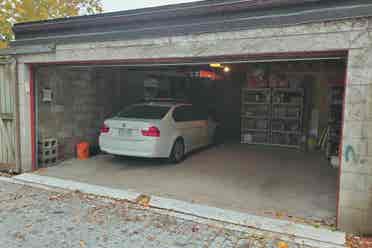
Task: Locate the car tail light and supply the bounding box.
[100,124,110,133]
[141,126,160,137]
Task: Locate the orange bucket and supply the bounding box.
[77,142,90,160]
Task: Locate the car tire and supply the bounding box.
[169,138,185,164]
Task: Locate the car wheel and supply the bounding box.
[169,138,185,163]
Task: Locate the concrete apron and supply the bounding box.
[7,173,346,248]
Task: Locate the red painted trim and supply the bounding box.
[25,50,348,66]
[29,65,37,171]
[335,50,349,227]
[26,49,348,213]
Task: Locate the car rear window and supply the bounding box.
[117,105,171,119]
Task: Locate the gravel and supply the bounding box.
[0,180,308,248]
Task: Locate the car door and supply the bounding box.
[172,106,200,152]
[192,107,209,147]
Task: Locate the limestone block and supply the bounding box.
[344,102,367,121]
[342,136,369,155]
[340,171,371,192]
[342,153,372,176]
[339,189,372,210]
[347,65,372,85]
[348,47,372,70]
[345,85,369,104]
[338,206,367,233]
[363,210,372,234]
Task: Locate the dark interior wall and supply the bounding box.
[215,74,242,141]
[242,60,346,137]
[36,61,345,164]
[36,66,144,161]
[36,65,240,163]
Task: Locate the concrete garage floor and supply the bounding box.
[36,144,338,225]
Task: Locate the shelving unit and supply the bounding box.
[326,85,344,157]
[270,89,304,148]
[241,88,271,144]
[241,88,304,148]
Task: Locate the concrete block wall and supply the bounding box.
[339,46,372,234]
[15,17,372,233]
[36,67,143,160]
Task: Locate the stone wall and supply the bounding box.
[36,67,143,160]
[16,17,372,233]
[339,45,372,234]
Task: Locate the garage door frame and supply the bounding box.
[28,49,348,226]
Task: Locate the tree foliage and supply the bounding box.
[0,0,103,48]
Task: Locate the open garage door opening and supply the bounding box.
[33,56,347,227]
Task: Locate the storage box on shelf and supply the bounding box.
[241,88,271,145]
[241,88,304,148]
[270,89,304,148]
[326,85,344,158]
[38,138,58,167]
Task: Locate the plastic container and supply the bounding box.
[77,142,90,160]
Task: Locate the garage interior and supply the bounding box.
[34,57,346,226]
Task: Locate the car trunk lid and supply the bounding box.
[105,118,161,140]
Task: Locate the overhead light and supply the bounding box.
[224,66,231,73]
[210,63,222,68]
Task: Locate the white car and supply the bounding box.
[99,102,218,163]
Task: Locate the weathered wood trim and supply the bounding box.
[0,113,14,121]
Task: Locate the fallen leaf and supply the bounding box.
[135,194,151,207]
[277,241,289,248]
[147,236,156,241]
[35,168,47,174]
[275,212,285,218]
[25,224,33,229]
[14,232,25,241]
[0,172,12,177]
[79,240,86,247]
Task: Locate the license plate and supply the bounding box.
[119,128,133,136]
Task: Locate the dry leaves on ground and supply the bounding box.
[347,235,372,248]
[135,194,151,207]
[79,240,86,247]
[0,172,12,177]
[262,211,336,229]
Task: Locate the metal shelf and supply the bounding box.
[241,142,271,146]
[272,88,304,94]
[241,87,304,150]
[272,116,300,121]
[271,130,301,134]
[242,102,270,105]
[240,142,300,148]
[270,143,301,148]
[242,88,271,92]
[241,115,269,119]
[327,85,345,158]
[242,128,268,132]
[272,103,302,107]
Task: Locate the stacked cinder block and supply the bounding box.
[38,138,58,167]
[339,46,372,234]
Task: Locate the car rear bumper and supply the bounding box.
[99,135,169,158]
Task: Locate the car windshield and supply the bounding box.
[117,105,171,119]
